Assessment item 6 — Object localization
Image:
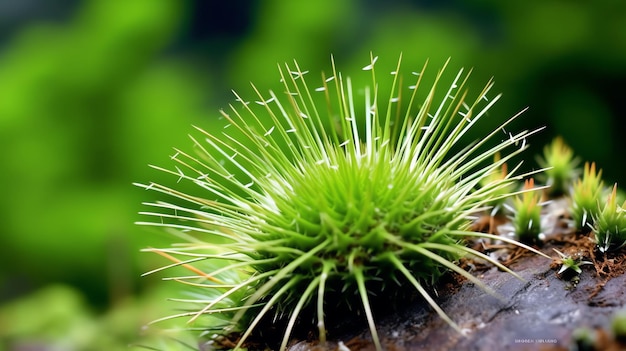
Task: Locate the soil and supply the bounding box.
[282,197,626,351]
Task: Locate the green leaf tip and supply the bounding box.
[593,184,626,253]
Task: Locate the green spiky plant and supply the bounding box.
[593,184,626,253]
[136,55,546,351]
[571,162,605,232]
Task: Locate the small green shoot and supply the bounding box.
[612,308,626,342]
[511,178,543,243]
[593,184,626,253]
[552,248,592,276]
[536,136,579,197]
[571,162,604,232]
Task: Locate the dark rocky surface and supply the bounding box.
[288,247,625,351]
[286,200,626,351]
[366,250,623,350]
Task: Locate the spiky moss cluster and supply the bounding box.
[136,55,542,350]
[593,184,626,252]
[571,162,604,231]
[536,137,579,196]
[511,178,543,243]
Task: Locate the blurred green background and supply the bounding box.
[0,0,624,349]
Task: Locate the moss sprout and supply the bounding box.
[571,162,605,232]
[536,136,579,197]
[511,178,543,243]
[593,184,626,253]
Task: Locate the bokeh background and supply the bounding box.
[0,0,624,349]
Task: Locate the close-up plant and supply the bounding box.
[136,55,547,350]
